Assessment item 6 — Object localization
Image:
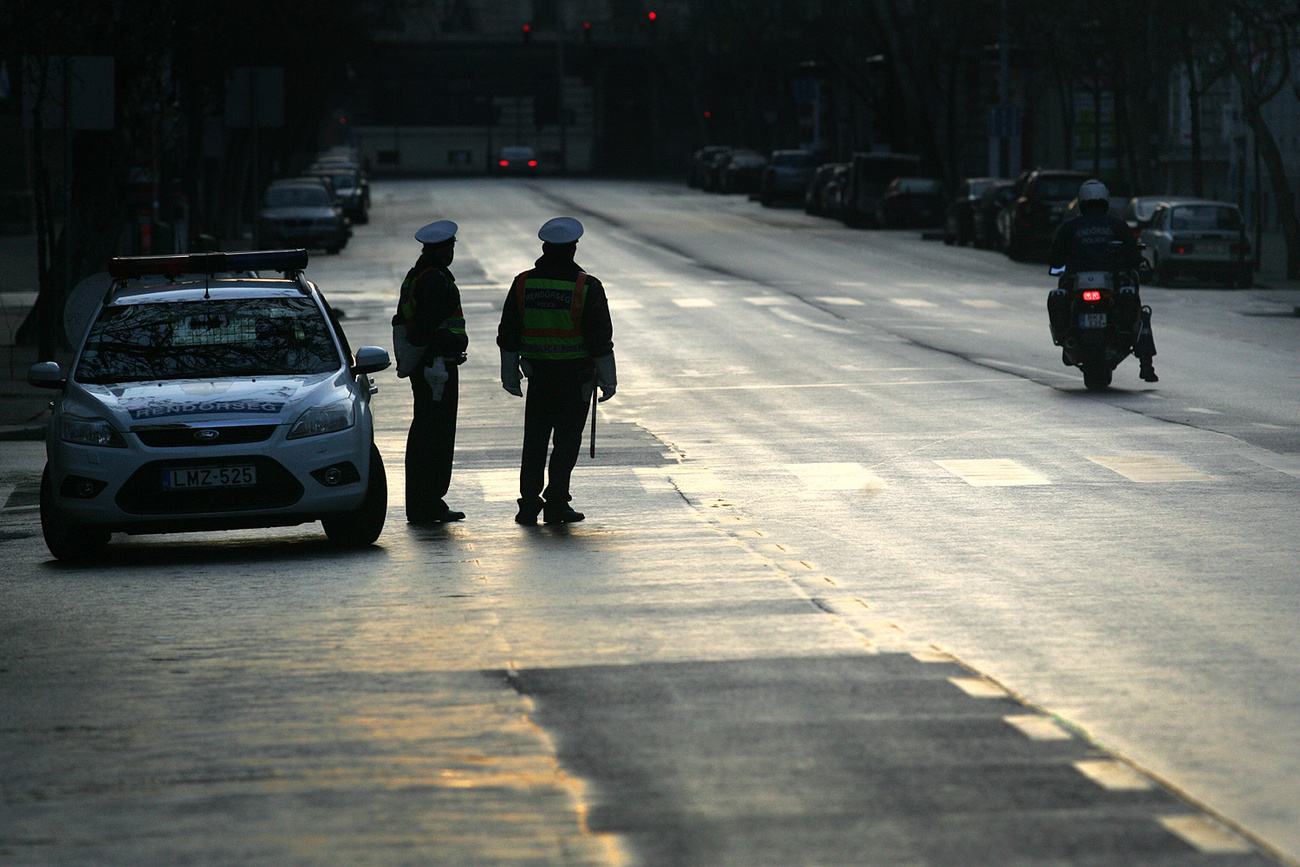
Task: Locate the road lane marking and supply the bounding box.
[935,459,1051,486]
[1248,453,1300,478]
[673,298,715,308]
[1185,407,1223,415]
[769,308,858,333]
[607,299,644,310]
[948,677,1008,698]
[783,462,884,491]
[833,281,869,287]
[960,299,1006,308]
[744,296,790,306]
[1073,760,1154,791]
[815,296,864,306]
[1088,456,1215,482]
[1158,816,1254,853]
[891,298,938,307]
[0,484,13,509]
[1004,714,1072,741]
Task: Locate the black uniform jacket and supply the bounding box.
[1049,212,1140,273]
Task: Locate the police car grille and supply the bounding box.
[134,425,277,448]
[116,456,303,515]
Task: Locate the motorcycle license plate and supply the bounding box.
[1079,313,1107,329]
[163,465,257,489]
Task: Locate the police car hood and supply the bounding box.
[83,374,342,428]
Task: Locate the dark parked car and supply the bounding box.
[973,180,1016,249]
[1001,168,1090,260]
[305,165,368,225]
[258,178,350,254]
[876,177,946,229]
[760,150,819,205]
[945,177,1007,245]
[720,150,767,195]
[805,163,848,216]
[689,145,731,188]
[494,146,539,176]
[702,147,737,192]
[840,151,922,227]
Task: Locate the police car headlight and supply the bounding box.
[288,400,355,439]
[60,414,127,448]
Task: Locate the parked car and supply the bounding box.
[305,164,368,225]
[1002,168,1091,260]
[1139,200,1253,287]
[805,163,847,216]
[876,177,946,229]
[973,179,1016,249]
[689,145,731,188]
[945,177,1007,245]
[760,150,819,206]
[258,178,350,254]
[840,151,922,227]
[720,149,767,195]
[26,249,392,561]
[702,147,737,192]
[494,145,539,176]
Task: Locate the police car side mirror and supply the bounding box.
[352,346,391,376]
[28,361,66,389]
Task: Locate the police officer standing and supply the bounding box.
[497,217,616,524]
[1048,179,1158,382]
[394,220,469,523]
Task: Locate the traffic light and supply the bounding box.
[521,23,532,43]
[647,11,657,20]
[582,20,592,43]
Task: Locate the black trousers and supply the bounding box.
[405,362,459,517]
[520,362,592,505]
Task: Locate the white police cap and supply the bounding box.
[538,217,583,244]
[415,220,458,244]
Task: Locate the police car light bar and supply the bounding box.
[108,249,309,280]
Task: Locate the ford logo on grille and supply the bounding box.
[194,429,221,441]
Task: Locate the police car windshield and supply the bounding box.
[75,297,342,383]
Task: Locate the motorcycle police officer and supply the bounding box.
[394,220,469,523]
[497,217,616,524]
[1048,179,1158,383]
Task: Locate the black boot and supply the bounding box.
[1139,358,1159,383]
[515,497,544,525]
[543,503,585,524]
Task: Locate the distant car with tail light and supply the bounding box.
[1139,200,1253,287]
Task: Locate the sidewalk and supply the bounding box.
[2,229,1299,442]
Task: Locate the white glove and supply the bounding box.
[423,356,448,401]
[500,350,522,397]
[594,354,617,402]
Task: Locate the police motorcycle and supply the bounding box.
[1049,240,1152,391]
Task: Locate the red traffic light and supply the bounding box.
[647,11,657,20]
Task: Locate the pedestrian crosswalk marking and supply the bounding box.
[783,462,884,491]
[949,677,1008,697]
[607,299,644,310]
[744,296,790,306]
[1004,714,1072,741]
[935,459,1050,486]
[1088,456,1214,482]
[816,296,864,306]
[472,469,521,502]
[672,298,715,308]
[891,298,937,307]
[1158,815,1254,853]
[960,299,1006,308]
[1073,760,1154,791]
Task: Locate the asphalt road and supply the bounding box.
[2,177,1298,866]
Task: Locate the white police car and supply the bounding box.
[28,250,391,561]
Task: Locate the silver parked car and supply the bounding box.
[1139,200,1253,287]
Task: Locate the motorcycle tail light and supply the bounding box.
[1082,290,1102,302]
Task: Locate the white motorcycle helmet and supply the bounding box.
[1078,179,1110,211]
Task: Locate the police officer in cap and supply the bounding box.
[1049,179,1158,382]
[498,217,616,524]
[394,220,469,523]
